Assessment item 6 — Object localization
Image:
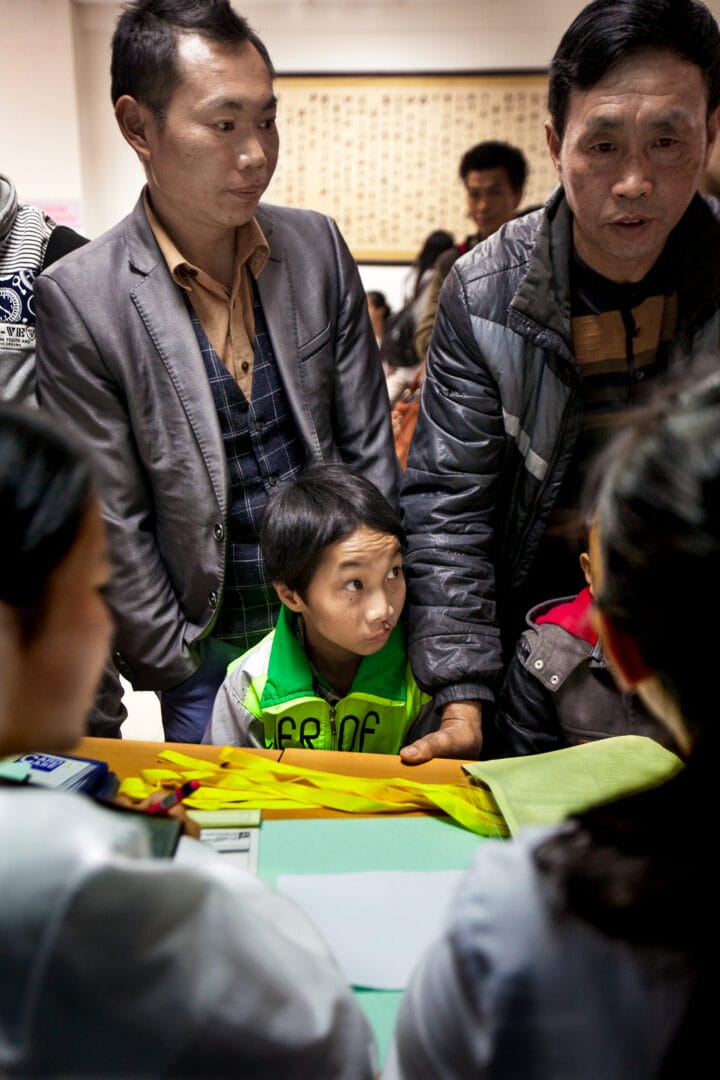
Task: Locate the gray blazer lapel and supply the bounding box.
[125,198,228,511]
[256,210,321,457]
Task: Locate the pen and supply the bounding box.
[145,779,200,815]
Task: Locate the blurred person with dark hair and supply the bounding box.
[414,143,527,362]
[382,230,455,407]
[366,289,391,348]
[404,228,455,325]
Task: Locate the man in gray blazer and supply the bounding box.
[34,0,399,741]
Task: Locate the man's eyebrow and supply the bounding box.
[583,108,691,133]
[646,108,693,129]
[583,115,625,133]
[204,94,277,112]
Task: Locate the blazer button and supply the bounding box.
[208,590,219,609]
[213,522,224,542]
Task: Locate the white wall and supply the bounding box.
[5,0,719,261]
[71,0,589,242]
[65,0,593,290]
[0,0,82,213]
[7,0,720,237]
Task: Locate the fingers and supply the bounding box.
[400,713,483,764]
[169,804,201,838]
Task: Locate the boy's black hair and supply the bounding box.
[260,463,404,598]
[548,0,720,140]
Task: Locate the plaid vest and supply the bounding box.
[188,283,304,650]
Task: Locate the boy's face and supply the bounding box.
[276,526,406,668]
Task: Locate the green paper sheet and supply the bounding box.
[258,814,492,1063]
[464,734,684,834]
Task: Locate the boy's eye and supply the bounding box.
[387,565,403,580]
[344,579,363,592]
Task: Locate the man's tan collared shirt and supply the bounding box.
[145,192,269,399]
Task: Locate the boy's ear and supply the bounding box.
[579,551,593,592]
[273,581,303,612]
[594,609,652,691]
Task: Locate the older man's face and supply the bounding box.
[546,48,717,283]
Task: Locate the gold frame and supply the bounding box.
[265,72,552,261]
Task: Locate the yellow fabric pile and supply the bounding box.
[119,747,508,837]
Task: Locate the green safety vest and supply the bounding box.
[229,607,431,753]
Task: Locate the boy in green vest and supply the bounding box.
[203,464,435,752]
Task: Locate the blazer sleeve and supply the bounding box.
[401,267,506,709]
[34,272,197,691]
[324,216,401,504]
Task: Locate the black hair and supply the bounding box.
[459,141,527,193]
[111,0,275,126]
[260,463,404,598]
[535,364,720,1067]
[410,230,455,298]
[549,0,720,140]
[366,290,391,319]
[592,364,720,744]
[0,406,93,637]
[415,230,455,278]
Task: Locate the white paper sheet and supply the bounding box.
[277,869,463,990]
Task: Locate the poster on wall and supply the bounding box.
[31,198,82,231]
[266,72,553,261]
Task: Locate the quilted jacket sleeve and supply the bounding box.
[401,266,506,709]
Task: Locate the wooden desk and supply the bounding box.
[71,738,472,819]
[72,737,280,779]
[281,747,469,785]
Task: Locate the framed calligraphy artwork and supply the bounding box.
[266,72,553,261]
